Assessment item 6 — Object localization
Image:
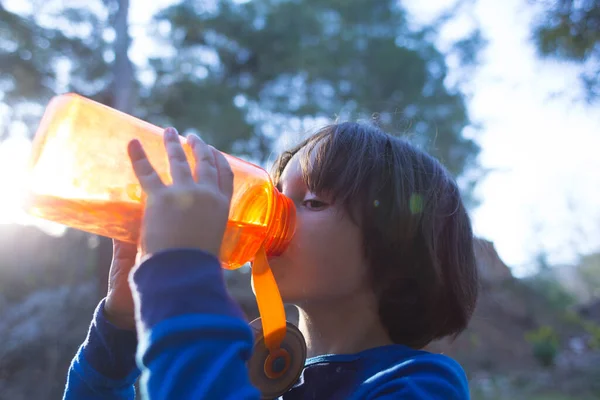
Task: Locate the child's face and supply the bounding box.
[267,148,372,305]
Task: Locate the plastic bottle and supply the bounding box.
[24,93,296,270]
[25,93,307,397]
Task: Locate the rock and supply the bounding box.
[0,283,98,400]
[473,238,513,285]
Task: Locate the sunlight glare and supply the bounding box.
[0,136,66,236]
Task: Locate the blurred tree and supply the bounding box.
[531,0,600,102]
[524,271,577,311]
[146,0,482,185]
[2,0,482,181]
[0,0,118,137]
[3,0,484,209]
[577,252,600,302]
[109,0,135,113]
[0,0,136,293]
[95,0,137,298]
[0,2,67,140]
[525,325,560,367]
[0,2,51,106]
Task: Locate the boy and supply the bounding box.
[63,122,478,399]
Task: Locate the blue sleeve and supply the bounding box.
[130,249,260,400]
[366,354,470,400]
[63,299,140,400]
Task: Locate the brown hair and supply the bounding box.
[271,122,479,349]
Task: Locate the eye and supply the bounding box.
[302,199,328,210]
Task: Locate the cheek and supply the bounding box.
[284,212,366,297]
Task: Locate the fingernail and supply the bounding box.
[165,127,178,139]
[127,139,143,159]
[186,134,201,148]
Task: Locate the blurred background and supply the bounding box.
[1,0,599,399]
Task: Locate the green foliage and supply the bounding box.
[582,320,600,349]
[2,0,483,203]
[525,326,560,367]
[560,309,585,327]
[0,4,58,104]
[523,273,577,311]
[0,1,118,139]
[576,252,600,301]
[531,0,600,102]
[146,0,482,178]
[558,309,600,349]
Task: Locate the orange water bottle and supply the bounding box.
[26,93,295,270]
[25,93,306,398]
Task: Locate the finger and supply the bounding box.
[128,139,165,192]
[210,146,234,199]
[164,127,194,184]
[187,134,218,187]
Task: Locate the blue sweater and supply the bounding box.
[63,249,470,399]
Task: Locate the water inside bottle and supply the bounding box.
[24,194,270,269]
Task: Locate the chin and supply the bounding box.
[277,282,307,305]
[264,257,305,303]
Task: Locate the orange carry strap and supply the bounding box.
[251,245,287,352]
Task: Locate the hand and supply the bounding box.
[128,127,234,257]
[104,239,139,330]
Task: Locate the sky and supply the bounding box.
[403,0,600,275]
[1,0,599,277]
